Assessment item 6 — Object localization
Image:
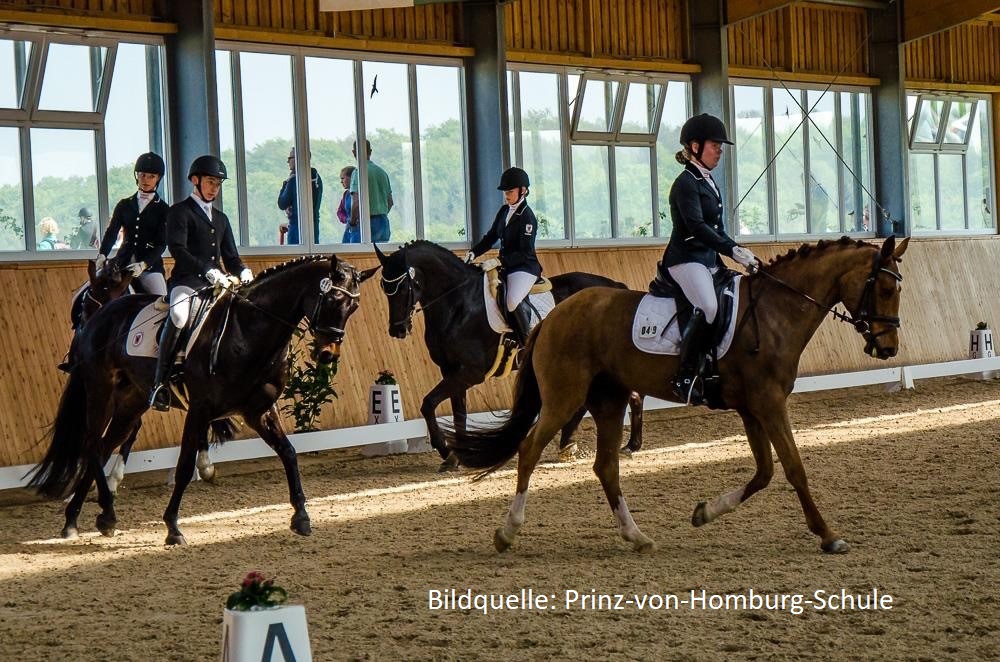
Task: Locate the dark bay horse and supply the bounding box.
[445,236,909,554]
[31,255,376,545]
[373,240,643,471]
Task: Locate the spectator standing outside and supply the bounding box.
[277,147,323,245]
[350,140,393,242]
[337,165,358,243]
[37,217,65,250]
[68,207,98,249]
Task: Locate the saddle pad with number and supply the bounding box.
[631,276,741,356]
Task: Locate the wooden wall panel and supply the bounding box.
[0,0,155,15]
[3,238,999,468]
[906,19,1000,85]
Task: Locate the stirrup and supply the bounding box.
[149,384,171,412]
[672,375,704,406]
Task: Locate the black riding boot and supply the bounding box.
[509,299,535,346]
[149,319,180,412]
[671,308,710,405]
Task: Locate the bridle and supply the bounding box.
[751,249,902,354]
[380,260,478,330]
[308,276,361,341]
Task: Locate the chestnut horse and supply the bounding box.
[446,236,908,554]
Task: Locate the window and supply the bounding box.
[907,93,994,233]
[217,44,467,249]
[0,32,167,257]
[509,65,688,244]
[731,81,874,238]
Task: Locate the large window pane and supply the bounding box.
[417,65,466,242]
[733,85,769,235]
[0,128,24,250]
[615,147,652,237]
[0,39,31,108]
[105,43,165,210]
[577,79,618,132]
[39,43,107,112]
[239,52,295,247]
[361,61,412,243]
[937,154,965,230]
[305,56,356,246]
[215,51,241,238]
[30,128,98,250]
[519,71,564,239]
[908,153,936,231]
[773,88,807,234]
[967,102,992,230]
[621,82,660,134]
[912,98,945,144]
[806,90,839,233]
[841,92,869,231]
[572,145,611,239]
[656,81,688,237]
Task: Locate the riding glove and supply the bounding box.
[731,246,760,268]
[95,254,107,271]
[239,268,254,284]
[464,251,475,264]
[125,262,146,277]
[205,268,227,287]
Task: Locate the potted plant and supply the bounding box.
[280,329,338,433]
[221,571,312,662]
[970,321,995,359]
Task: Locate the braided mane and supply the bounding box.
[763,236,871,271]
[254,254,330,282]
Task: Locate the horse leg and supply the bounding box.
[61,470,94,539]
[162,410,210,546]
[590,388,654,553]
[88,454,118,536]
[757,400,848,553]
[556,408,586,462]
[623,391,644,454]
[421,378,462,471]
[692,409,773,527]
[196,446,215,483]
[246,407,311,536]
[107,423,140,495]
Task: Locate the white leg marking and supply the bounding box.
[614,496,642,541]
[704,487,744,523]
[500,492,528,542]
[106,455,126,494]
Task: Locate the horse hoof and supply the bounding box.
[632,537,656,554]
[493,528,513,553]
[618,446,633,459]
[437,455,461,473]
[291,515,312,536]
[61,526,79,540]
[822,538,850,554]
[557,443,578,463]
[691,501,709,527]
[198,465,217,483]
[165,533,187,546]
[96,515,117,537]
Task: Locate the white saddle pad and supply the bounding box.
[631,276,741,357]
[125,296,221,359]
[482,273,555,334]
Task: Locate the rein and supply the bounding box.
[381,264,480,320]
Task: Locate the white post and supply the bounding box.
[361,383,408,456]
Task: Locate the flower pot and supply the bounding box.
[969,328,995,359]
[221,605,312,662]
[362,384,407,456]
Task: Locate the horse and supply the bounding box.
[67,259,220,492]
[373,240,643,471]
[444,236,908,554]
[30,255,377,545]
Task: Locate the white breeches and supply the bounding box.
[667,262,719,323]
[168,285,195,328]
[505,270,537,312]
[136,271,167,296]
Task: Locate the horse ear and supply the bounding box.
[891,237,909,261]
[358,266,380,283]
[87,259,97,281]
[329,254,339,271]
[879,235,897,260]
[373,243,387,265]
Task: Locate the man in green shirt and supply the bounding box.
[350,140,393,242]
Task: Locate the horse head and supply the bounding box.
[374,244,419,339]
[304,255,378,364]
[80,258,134,325]
[840,236,909,359]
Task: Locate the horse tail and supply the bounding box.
[27,370,89,499]
[446,326,543,474]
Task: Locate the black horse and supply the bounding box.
[30,255,376,545]
[374,241,642,471]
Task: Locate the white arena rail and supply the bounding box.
[2,355,998,491]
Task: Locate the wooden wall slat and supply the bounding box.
[4,238,1000,468]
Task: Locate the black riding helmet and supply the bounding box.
[134,152,165,176]
[497,167,530,191]
[187,155,228,180]
[679,113,734,147]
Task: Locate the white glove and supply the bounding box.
[205,268,227,286]
[94,254,107,271]
[464,251,475,264]
[239,268,253,284]
[125,261,146,277]
[731,246,760,268]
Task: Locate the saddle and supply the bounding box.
[482,259,552,299]
[648,263,741,409]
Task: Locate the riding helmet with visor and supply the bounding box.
[679,113,734,146]
[187,155,228,180]
[497,167,530,191]
[134,152,165,176]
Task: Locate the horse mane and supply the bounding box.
[252,254,330,284]
[401,239,461,263]
[762,236,871,271]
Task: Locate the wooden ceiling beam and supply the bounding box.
[724,0,797,25]
[903,0,1000,43]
